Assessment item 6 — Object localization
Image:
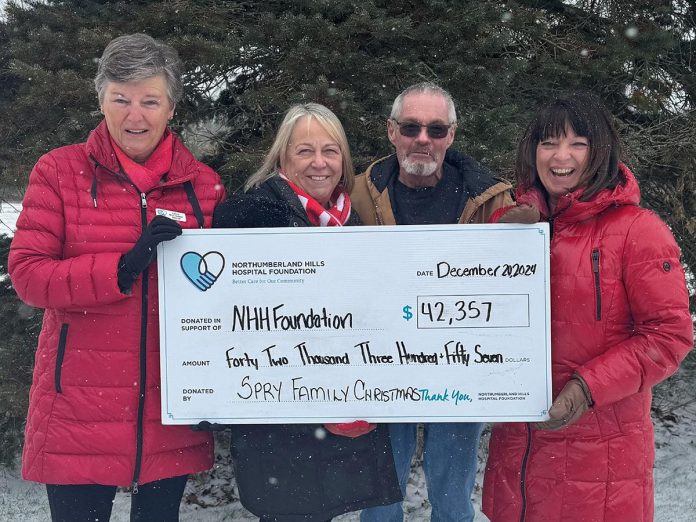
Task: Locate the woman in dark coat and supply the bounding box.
[213,103,401,521]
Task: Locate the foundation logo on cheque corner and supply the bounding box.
[180,251,225,291]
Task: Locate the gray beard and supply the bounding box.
[401,156,438,177]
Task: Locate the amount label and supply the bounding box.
[416,294,531,329]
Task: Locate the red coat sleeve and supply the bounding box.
[576,210,693,407]
[9,153,129,309]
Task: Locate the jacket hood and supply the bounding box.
[367,148,505,198]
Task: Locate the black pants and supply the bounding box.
[46,475,188,522]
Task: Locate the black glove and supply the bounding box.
[213,194,295,228]
[192,421,229,432]
[118,215,182,293]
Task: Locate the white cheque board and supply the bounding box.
[157,224,552,424]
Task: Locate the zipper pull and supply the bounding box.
[140,192,147,209]
[591,249,602,320]
[91,177,98,208]
[132,480,139,495]
[591,249,600,273]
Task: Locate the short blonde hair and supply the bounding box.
[244,103,355,193]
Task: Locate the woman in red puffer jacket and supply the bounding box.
[9,34,224,521]
[483,93,693,522]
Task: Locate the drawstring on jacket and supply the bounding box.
[89,155,123,208]
[90,156,206,228]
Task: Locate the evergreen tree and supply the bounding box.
[0,0,693,461]
[0,0,240,186]
[0,234,41,466]
[2,1,692,278]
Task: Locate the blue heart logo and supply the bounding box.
[180,251,225,291]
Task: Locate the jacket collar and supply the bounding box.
[366,148,505,199]
[86,120,121,173]
[258,176,313,226]
[86,119,200,186]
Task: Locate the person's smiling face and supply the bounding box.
[281,116,343,207]
[535,125,590,209]
[101,74,174,164]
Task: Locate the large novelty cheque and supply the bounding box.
[157,224,552,424]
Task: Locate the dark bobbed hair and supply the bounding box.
[516,93,623,202]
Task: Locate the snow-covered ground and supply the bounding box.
[1,201,694,520]
[1,392,695,522]
[0,199,21,236]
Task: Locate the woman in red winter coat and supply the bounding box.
[483,93,693,522]
[9,34,224,521]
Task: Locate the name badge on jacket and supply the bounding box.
[156,208,187,223]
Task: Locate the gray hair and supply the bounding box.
[244,103,355,193]
[94,33,184,106]
[390,82,457,124]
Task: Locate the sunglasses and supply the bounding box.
[392,119,453,139]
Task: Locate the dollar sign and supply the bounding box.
[402,305,413,321]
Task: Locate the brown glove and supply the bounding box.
[533,375,593,430]
[496,204,541,224]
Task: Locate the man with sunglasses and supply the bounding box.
[352,82,512,522]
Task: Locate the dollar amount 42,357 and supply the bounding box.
[416,294,531,329]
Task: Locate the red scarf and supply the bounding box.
[110,131,174,193]
[279,173,352,226]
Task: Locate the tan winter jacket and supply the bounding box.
[351,150,512,225]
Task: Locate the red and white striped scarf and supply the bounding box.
[279,173,352,227]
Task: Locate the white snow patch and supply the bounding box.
[0,200,21,237]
